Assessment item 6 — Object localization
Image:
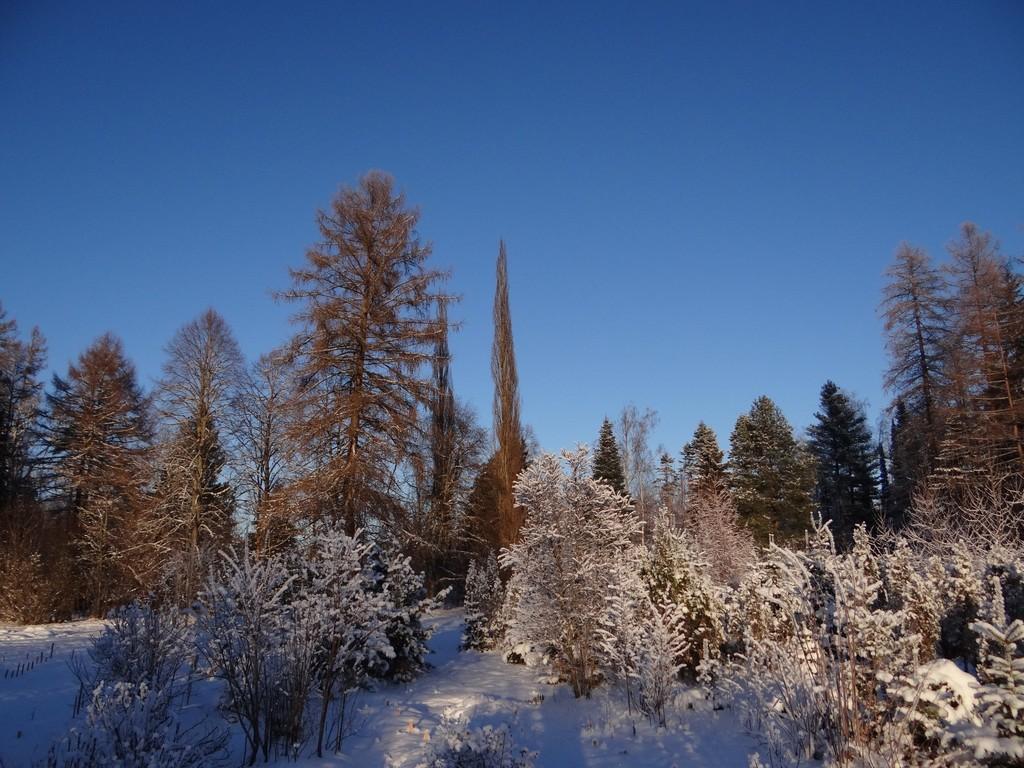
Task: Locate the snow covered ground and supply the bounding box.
[0,610,760,767]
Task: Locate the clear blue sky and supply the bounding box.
[2,1,1022,457]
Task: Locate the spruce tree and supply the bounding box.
[728,396,815,546]
[806,381,878,547]
[681,422,726,497]
[655,452,679,511]
[593,417,626,495]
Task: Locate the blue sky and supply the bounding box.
[2,1,1022,457]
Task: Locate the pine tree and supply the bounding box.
[492,241,526,548]
[728,396,815,546]
[280,172,447,536]
[46,334,153,614]
[592,417,626,495]
[681,421,726,498]
[806,381,878,547]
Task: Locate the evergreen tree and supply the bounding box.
[888,399,917,526]
[681,421,726,497]
[806,381,878,547]
[593,417,626,495]
[654,452,679,513]
[46,334,154,613]
[728,396,815,546]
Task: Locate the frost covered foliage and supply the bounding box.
[197,546,295,765]
[196,528,440,762]
[723,523,921,766]
[963,578,1024,765]
[50,600,226,768]
[501,447,643,698]
[720,521,1024,767]
[463,552,504,651]
[43,681,226,768]
[418,717,536,768]
[368,532,446,683]
[642,509,724,680]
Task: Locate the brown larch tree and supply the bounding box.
[46,333,154,614]
[280,171,447,536]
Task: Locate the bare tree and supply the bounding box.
[156,308,245,600]
[492,241,525,548]
[280,172,447,536]
[616,404,659,524]
[230,351,295,554]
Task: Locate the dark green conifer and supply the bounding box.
[593,417,627,495]
[807,381,878,547]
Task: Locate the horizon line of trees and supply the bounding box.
[1,169,1021,622]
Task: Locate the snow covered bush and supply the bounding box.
[634,597,689,727]
[501,447,643,698]
[72,600,191,695]
[462,552,504,651]
[963,577,1024,765]
[723,522,924,766]
[418,717,535,768]
[52,600,225,767]
[642,509,724,680]
[302,527,392,756]
[196,546,294,765]
[369,532,446,683]
[44,680,227,768]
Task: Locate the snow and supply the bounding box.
[0,610,760,767]
[0,619,106,766]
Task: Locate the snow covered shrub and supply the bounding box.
[196,546,294,765]
[44,680,227,768]
[724,523,924,767]
[72,600,191,695]
[302,527,392,756]
[963,577,1024,765]
[634,597,689,727]
[891,658,980,758]
[418,717,535,768]
[462,552,505,651]
[369,532,446,682]
[642,509,724,679]
[939,544,985,666]
[53,601,224,768]
[501,447,643,698]
[878,536,942,662]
